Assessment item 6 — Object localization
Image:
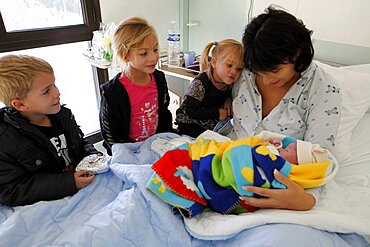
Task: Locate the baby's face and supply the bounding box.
[278,142,298,164]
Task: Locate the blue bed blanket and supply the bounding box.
[0,133,368,247]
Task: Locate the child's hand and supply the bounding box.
[223,97,233,116]
[219,108,228,121]
[74,170,95,189]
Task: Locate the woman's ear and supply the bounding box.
[11,98,26,111]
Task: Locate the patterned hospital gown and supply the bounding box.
[230,61,341,153]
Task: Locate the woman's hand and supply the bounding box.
[240,170,316,211]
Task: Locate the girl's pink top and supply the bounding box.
[119,73,159,142]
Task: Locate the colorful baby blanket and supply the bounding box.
[146,133,337,218]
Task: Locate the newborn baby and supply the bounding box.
[267,138,329,165]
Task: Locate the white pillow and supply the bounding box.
[342,64,370,114]
[315,61,370,163]
[338,112,370,177]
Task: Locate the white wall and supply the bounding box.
[187,0,249,55]
[252,0,370,47]
[99,0,179,51]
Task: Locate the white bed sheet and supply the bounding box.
[336,112,370,243]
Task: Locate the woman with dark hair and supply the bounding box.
[230,6,341,211]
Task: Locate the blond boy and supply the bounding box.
[0,55,100,206]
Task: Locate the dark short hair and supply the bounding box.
[242,6,314,73]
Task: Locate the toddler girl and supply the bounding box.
[175,39,243,138]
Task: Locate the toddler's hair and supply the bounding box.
[113,16,158,65]
[0,55,53,107]
[200,39,243,72]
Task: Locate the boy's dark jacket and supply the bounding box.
[99,69,173,155]
[0,105,98,206]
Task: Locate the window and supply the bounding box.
[0,0,107,142]
[0,0,84,31]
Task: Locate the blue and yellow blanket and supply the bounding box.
[146,133,337,218]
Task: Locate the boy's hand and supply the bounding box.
[74,170,95,189]
[219,108,228,121]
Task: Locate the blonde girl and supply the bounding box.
[99,17,173,155]
[175,39,243,138]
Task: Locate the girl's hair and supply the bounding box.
[200,39,243,72]
[242,6,314,73]
[0,55,53,107]
[113,16,158,63]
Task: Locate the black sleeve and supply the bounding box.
[183,79,219,120]
[185,96,220,120]
[160,75,174,132]
[0,158,77,206]
[154,70,174,133]
[99,86,131,155]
